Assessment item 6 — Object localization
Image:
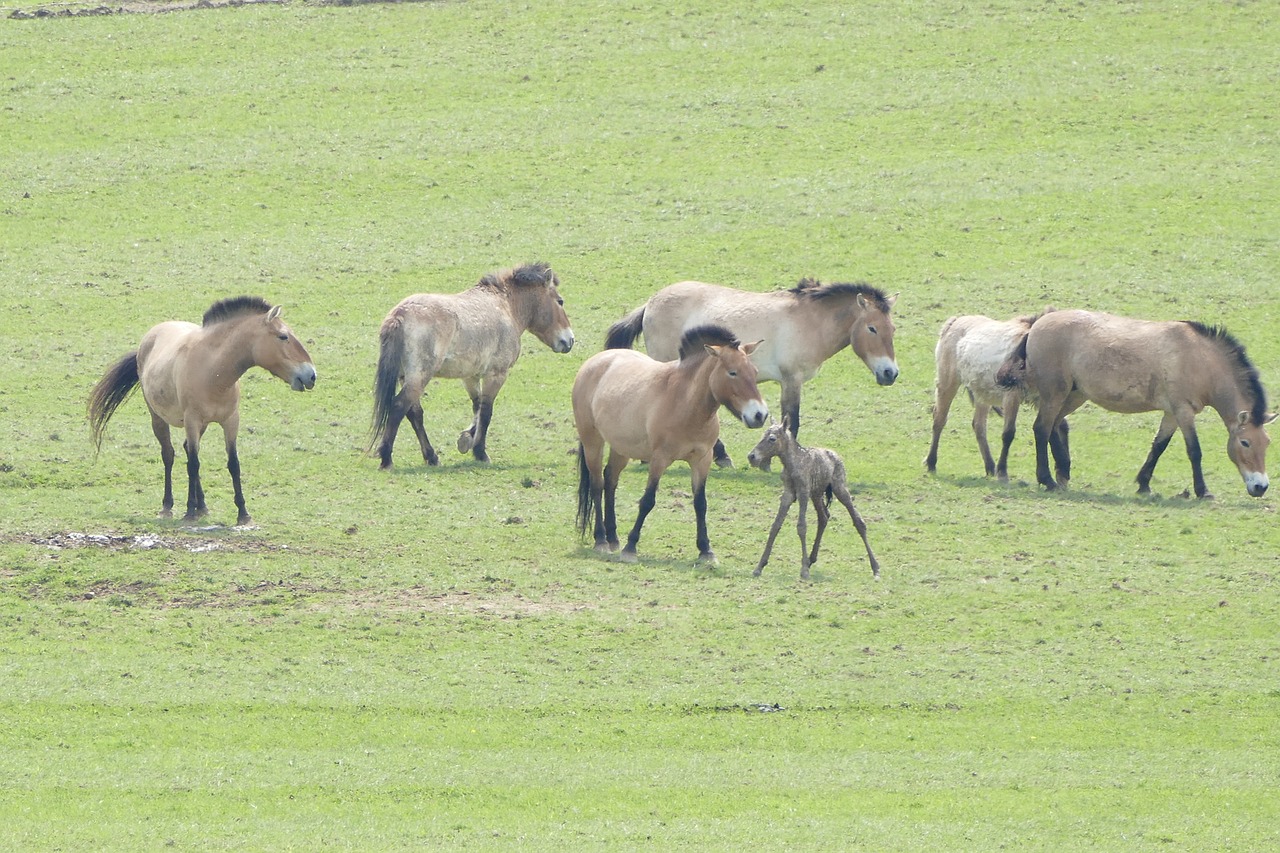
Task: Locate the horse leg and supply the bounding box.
[1050,395,1085,487]
[796,492,813,580]
[150,411,176,518]
[691,458,716,565]
[1032,412,1059,491]
[457,378,482,455]
[621,462,667,563]
[602,450,626,551]
[834,484,880,578]
[972,402,996,478]
[1136,413,1178,495]
[807,492,831,568]
[464,374,505,463]
[182,423,208,521]
[378,376,426,470]
[925,375,959,474]
[996,394,1020,482]
[754,489,795,577]
[405,403,439,466]
[220,412,250,526]
[1175,413,1210,498]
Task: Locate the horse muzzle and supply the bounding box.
[874,361,900,386]
[553,330,576,353]
[740,401,769,429]
[1244,472,1269,497]
[290,363,317,391]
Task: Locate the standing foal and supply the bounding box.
[747,418,880,580]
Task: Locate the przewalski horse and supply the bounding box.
[574,325,767,565]
[926,309,1066,482]
[605,277,898,466]
[88,296,317,526]
[996,309,1275,498]
[370,262,574,468]
[747,417,879,580]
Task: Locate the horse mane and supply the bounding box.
[678,324,740,361]
[1185,321,1269,424]
[477,261,557,291]
[202,295,273,327]
[787,278,892,311]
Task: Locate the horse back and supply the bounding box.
[391,290,520,380]
[642,281,792,374]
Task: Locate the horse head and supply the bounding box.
[1228,410,1276,497]
[255,305,317,391]
[707,340,768,428]
[851,292,900,385]
[521,267,575,354]
[747,416,794,470]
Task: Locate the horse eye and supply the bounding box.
[728,370,738,377]
[1241,439,1251,448]
[868,325,878,334]
[278,333,289,341]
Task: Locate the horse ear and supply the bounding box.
[1265,412,1279,426]
[704,344,724,359]
[781,413,792,432]
[266,305,282,322]
[1237,411,1251,427]
[887,292,899,308]
[740,339,763,356]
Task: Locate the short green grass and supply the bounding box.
[2,0,1278,849]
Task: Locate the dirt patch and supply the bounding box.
[22,530,285,554]
[8,0,423,19]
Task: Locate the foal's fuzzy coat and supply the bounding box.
[747,419,880,580]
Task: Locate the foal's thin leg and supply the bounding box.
[1135,413,1176,495]
[405,402,439,466]
[807,495,830,567]
[755,491,795,577]
[834,485,880,578]
[796,493,812,580]
[150,412,176,518]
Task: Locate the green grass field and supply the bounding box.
[2,0,1278,849]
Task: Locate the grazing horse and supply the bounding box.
[371,262,574,468]
[747,418,879,580]
[997,309,1275,498]
[926,310,1066,481]
[605,277,898,466]
[574,325,767,565]
[87,296,317,525]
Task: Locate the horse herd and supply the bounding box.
[87,261,1275,577]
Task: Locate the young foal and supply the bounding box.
[747,418,879,580]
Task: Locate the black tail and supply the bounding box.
[823,484,834,509]
[576,443,596,540]
[604,305,645,350]
[87,351,141,453]
[369,314,407,452]
[995,333,1029,390]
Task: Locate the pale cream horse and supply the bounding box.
[997,309,1275,498]
[605,278,898,466]
[371,262,574,468]
[926,310,1064,482]
[574,325,767,565]
[88,296,317,525]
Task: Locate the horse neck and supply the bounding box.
[200,318,261,386]
[503,285,539,331]
[1206,357,1257,428]
[803,295,864,359]
[675,356,729,421]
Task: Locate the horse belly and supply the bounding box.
[137,322,199,427]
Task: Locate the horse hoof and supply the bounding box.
[593,542,612,554]
[158,509,173,519]
[236,516,252,527]
[618,550,638,564]
[714,456,734,469]
[457,431,474,453]
[697,551,718,567]
[752,566,764,577]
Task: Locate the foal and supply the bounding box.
[747,418,879,580]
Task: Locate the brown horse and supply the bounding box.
[997,309,1275,498]
[574,325,767,564]
[926,310,1066,481]
[605,278,898,466]
[371,262,574,468]
[88,296,317,525]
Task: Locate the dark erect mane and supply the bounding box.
[678,324,740,361]
[478,261,557,291]
[202,295,273,327]
[788,278,892,312]
[1185,321,1269,424]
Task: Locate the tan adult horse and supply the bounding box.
[605,278,898,466]
[926,310,1066,481]
[997,310,1275,498]
[574,325,767,565]
[88,296,317,525]
[371,262,574,468]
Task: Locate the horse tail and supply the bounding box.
[87,351,141,453]
[369,313,407,451]
[995,332,1029,390]
[576,442,596,540]
[604,304,645,350]
[823,484,834,509]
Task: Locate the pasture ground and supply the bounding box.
[2,0,1278,849]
